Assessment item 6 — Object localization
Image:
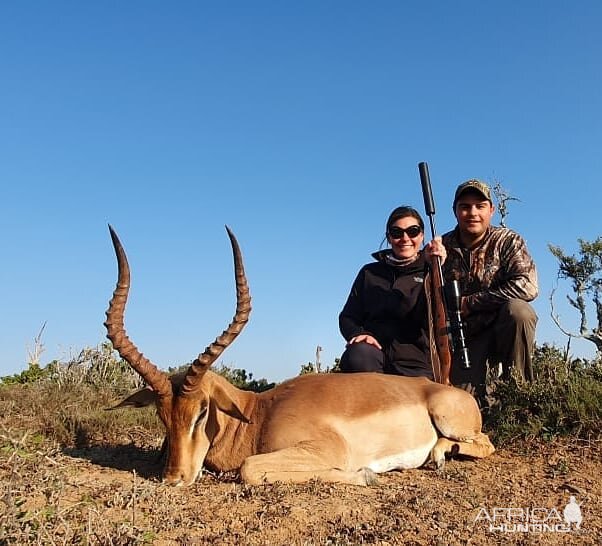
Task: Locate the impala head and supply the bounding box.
[105,226,251,486]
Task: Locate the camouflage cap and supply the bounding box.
[453,179,492,208]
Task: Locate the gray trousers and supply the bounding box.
[451,299,538,403]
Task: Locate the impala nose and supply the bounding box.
[163,469,201,487]
[162,472,185,487]
[163,464,201,487]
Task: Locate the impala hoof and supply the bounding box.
[360,467,379,486]
[430,448,446,470]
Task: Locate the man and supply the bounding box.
[442,179,538,405]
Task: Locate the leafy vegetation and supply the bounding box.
[1,342,143,392]
[549,236,602,353]
[299,357,341,375]
[165,362,276,392]
[212,364,276,392]
[485,343,602,444]
[0,362,49,385]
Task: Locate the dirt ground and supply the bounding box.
[1,419,600,545]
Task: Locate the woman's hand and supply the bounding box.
[424,236,447,265]
[348,334,382,350]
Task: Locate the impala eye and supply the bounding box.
[195,407,208,426]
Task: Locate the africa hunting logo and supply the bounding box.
[474,496,583,533]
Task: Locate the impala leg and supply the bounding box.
[156,437,168,464]
[427,387,495,469]
[428,388,484,440]
[430,432,495,469]
[240,442,377,486]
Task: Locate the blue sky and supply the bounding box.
[1,2,601,382]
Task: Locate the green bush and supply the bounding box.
[1,343,143,393]
[0,362,49,385]
[485,343,602,444]
[213,364,276,392]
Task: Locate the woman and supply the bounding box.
[339,205,446,378]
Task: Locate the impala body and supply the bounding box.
[105,226,494,486]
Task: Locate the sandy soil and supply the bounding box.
[2,425,600,545]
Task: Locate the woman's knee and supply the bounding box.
[340,343,384,373]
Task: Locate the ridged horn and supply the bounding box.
[181,226,252,394]
[104,225,172,399]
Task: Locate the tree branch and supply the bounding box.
[550,287,579,339]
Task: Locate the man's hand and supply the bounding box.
[348,334,382,350]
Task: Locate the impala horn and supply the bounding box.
[104,225,172,399]
[181,226,252,394]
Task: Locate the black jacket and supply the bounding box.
[339,250,432,376]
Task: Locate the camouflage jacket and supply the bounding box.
[441,225,538,335]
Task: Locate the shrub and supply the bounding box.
[1,343,143,393]
[485,343,602,444]
[45,342,145,393]
[1,344,160,448]
[0,362,49,385]
[213,364,276,392]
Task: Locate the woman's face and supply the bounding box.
[387,216,424,259]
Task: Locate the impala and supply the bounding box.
[105,226,494,486]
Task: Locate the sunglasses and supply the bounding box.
[388,225,423,239]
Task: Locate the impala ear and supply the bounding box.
[211,383,252,424]
[107,387,157,409]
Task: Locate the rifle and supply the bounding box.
[418,162,470,385]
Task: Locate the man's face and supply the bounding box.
[454,192,495,243]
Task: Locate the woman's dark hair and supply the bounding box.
[385,206,424,235]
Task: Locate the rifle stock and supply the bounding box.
[429,253,453,385]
